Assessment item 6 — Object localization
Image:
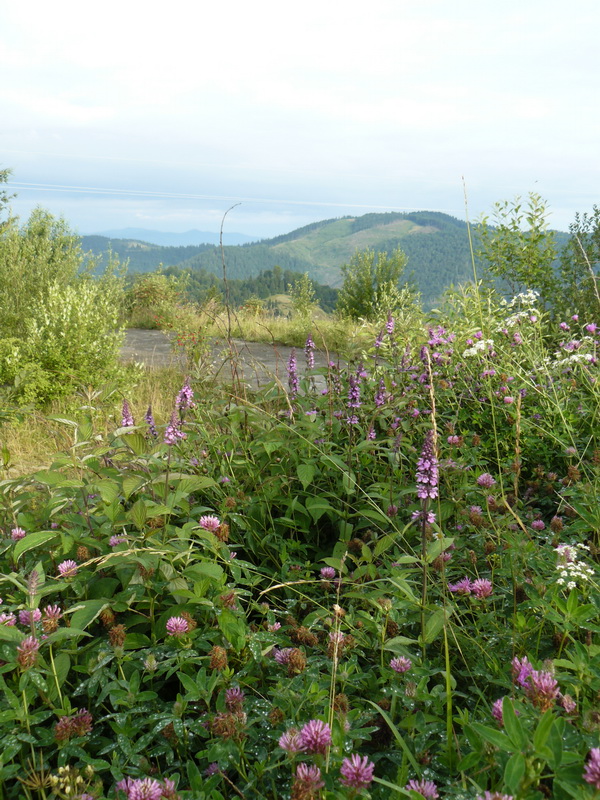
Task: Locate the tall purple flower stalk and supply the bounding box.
[164,410,185,445]
[288,349,299,398]
[416,430,439,500]
[416,429,438,651]
[304,335,315,369]
[121,400,135,427]
[176,377,195,413]
[145,405,157,438]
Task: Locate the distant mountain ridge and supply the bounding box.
[81,211,569,307]
[90,227,257,246]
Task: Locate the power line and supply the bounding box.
[8,180,466,217]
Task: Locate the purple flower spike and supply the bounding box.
[121,399,135,427]
[145,405,157,438]
[288,349,299,398]
[340,753,375,789]
[416,430,439,500]
[164,409,185,445]
[304,335,315,369]
[176,377,195,412]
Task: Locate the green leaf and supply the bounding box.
[44,628,91,644]
[420,608,446,644]
[217,609,246,652]
[51,652,71,687]
[0,625,22,642]
[175,476,216,493]
[305,497,333,522]
[122,432,147,455]
[367,700,421,774]
[127,498,147,531]
[342,470,357,494]
[502,697,526,749]
[504,752,525,794]
[124,633,151,650]
[185,563,224,583]
[67,600,108,631]
[122,476,147,499]
[373,533,396,558]
[13,531,58,562]
[533,709,555,751]
[384,635,418,652]
[471,722,514,752]
[296,463,315,490]
[95,479,120,504]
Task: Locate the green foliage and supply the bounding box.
[336,247,411,321]
[0,297,599,797]
[558,205,600,317]
[477,193,559,304]
[288,271,317,320]
[0,208,126,404]
[126,271,189,328]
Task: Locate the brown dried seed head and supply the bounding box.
[215,523,230,543]
[287,648,307,675]
[108,624,127,647]
[209,645,228,671]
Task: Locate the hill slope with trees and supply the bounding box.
[82,210,569,307]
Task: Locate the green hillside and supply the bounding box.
[81,211,569,307]
[81,235,214,273]
[175,211,483,305]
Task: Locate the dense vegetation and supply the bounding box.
[0,177,599,799]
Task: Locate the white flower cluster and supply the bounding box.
[463,339,495,358]
[554,543,594,590]
[500,289,540,309]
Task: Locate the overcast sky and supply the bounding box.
[2,0,598,238]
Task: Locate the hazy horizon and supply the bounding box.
[2,0,598,238]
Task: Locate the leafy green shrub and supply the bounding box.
[0,209,126,404]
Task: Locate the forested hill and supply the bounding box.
[175,211,482,305]
[81,211,568,307]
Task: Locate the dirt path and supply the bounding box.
[121,329,337,387]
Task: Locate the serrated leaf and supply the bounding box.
[185,563,224,583]
[127,498,147,531]
[217,609,246,652]
[122,432,147,455]
[122,476,146,500]
[296,463,315,490]
[374,533,397,558]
